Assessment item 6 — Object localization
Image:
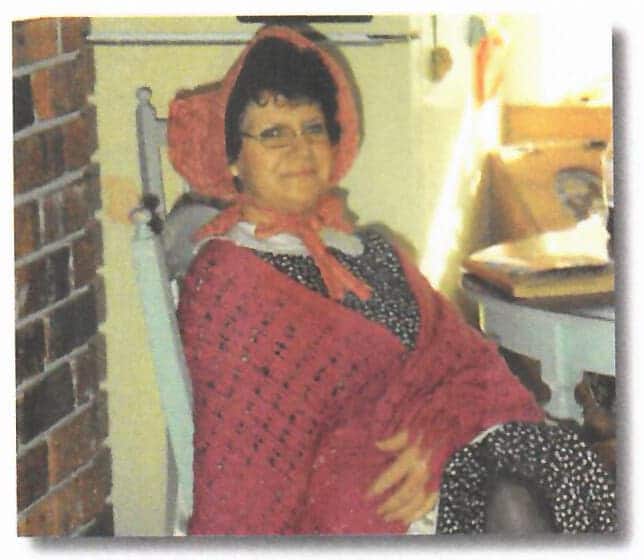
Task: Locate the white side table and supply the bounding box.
[462,275,615,423]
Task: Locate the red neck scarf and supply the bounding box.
[193,192,372,302]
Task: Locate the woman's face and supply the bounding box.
[230,92,336,214]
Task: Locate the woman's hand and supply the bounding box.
[367,430,438,524]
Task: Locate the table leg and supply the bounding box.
[470,289,612,426]
[542,379,584,424]
[538,348,584,424]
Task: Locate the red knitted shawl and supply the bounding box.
[178,238,543,535]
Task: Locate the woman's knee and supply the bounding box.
[485,475,555,534]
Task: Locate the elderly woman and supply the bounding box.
[166,25,615,535]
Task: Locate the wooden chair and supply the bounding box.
[130,86,210,535]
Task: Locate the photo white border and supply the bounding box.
[3,0,642,557]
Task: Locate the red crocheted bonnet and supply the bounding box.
[167,25,361,200]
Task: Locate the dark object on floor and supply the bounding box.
[499,348,551,404]
[576,375,616,439]
[576,372,617,477]
[592,438,617,477]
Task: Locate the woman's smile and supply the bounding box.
[281,168,316,178]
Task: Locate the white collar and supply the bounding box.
[197,219,364,257]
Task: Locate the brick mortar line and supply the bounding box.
[16,341,90,396]
[56,19,63,56]
[36,195,46,254]
[12,49,79,79]
[17,396,96,457]
[15,277,92,332]
[14,167,89,207]
[14,108,83,142]
[17,438,110,520]
[69,497,114,537]
[14,227,87,270]
[69,517,97,537]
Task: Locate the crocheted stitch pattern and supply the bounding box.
[178,238,543,534]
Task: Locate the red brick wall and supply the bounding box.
[13,17,113,537]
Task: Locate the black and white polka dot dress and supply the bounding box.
[437,422,616,533]
[255,228,420,350]
[254,228,618,534]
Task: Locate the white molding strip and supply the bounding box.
[87,31,418,46]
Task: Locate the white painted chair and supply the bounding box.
[130,87,210,536]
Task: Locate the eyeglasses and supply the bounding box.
[241,121,329,149]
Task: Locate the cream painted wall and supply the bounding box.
[412,14,500,317]
[93,15,496,535]
[501,14,612,105]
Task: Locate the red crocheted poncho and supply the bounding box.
[178,239,543,535]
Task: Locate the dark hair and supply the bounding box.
[225,36,341,163]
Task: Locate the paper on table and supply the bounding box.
[469,214,610,272]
